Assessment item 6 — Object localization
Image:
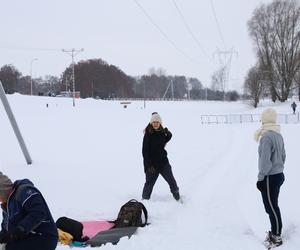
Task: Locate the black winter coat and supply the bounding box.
[142,124,172,172]
[1,179,58,239]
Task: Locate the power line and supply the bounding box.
[172,0,208,57]
[210,0,226,49]
[132,0,199,64]
[0,45,61,52]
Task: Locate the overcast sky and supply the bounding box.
[0,0,273,91]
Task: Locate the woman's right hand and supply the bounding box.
[147,166,156,174]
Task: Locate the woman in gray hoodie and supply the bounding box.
[254,108,285,248]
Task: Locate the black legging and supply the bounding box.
[259,173,284,235]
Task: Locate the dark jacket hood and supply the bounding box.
[13,179,34,189]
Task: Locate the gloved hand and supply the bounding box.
[147,166,156,174]
[256,180,264,191]
[163,127,172,137]
[9,226,26,242]
[0,230,9,244]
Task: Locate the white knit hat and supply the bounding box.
[261,108,277,124]
[150,113,162,124]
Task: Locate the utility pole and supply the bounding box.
[91,80,94,98]
[30,58,38,96]
[62,48,84,107]
[214,48,238,101]
[171,80,174,100]
[163,79,175,100]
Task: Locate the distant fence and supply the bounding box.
[201,112,300,124]
[102,97,187,101]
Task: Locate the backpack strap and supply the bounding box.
[122,199,149,227]
[139,202,148,227]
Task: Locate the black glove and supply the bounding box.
[9,226,26,242]
[164,127,171,136]
[147,166,156,174]
[256,180,264,191]
[0,230,9,244]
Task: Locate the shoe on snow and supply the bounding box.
[172,191,180,201]
[270,234,282,247]
[264,231,282,249]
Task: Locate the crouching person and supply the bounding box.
[0,172,58,250]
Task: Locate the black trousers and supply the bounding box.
[142,163,179,199]
[258,173,285,235]
[6,234,57,250]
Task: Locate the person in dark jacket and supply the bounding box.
[254,108,285,248]
[142,112,180,201]
[0,172,58,250]
[291,101,297,114]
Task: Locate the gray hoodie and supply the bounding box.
[258,130,286,181]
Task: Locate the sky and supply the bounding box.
[0,0,273,91]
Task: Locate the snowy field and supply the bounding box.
[0,94,299,250]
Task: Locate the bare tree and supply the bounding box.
[148,67,167,76]
[248,0,300,102]
[0,64,21,94]
[294,70,300,100]
[244,65,264,108]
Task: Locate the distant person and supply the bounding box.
[0,172,58,250]
[291,101,297,114]
[254,108,285,248]
[142,112,180,201]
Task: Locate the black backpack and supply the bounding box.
[113,199,148,228]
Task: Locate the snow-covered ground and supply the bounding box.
[0,94,299,250]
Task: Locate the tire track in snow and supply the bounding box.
[160,125,266,249]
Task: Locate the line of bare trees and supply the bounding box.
[0,61,240,101]
[0,64,61,96]
[245,0,300,107]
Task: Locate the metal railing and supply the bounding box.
[201,112,300,124]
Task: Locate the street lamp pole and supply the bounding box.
[30,58,38,95]
[143,79,146,109]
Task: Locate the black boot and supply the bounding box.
[172,191,180,201]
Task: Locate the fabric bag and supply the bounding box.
[56,216,83,241]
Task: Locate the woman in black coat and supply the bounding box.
[142,113,180,201]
